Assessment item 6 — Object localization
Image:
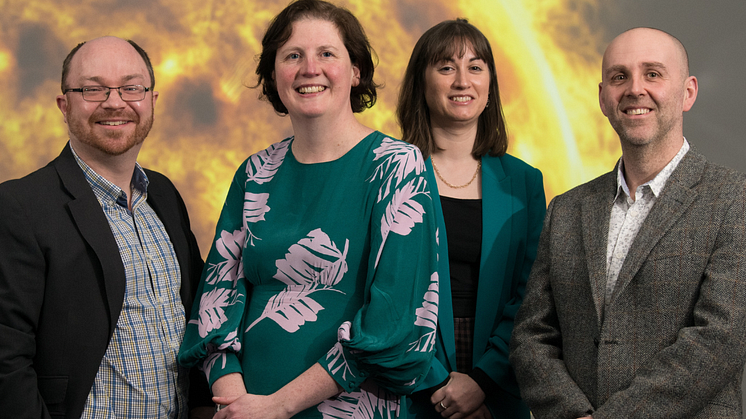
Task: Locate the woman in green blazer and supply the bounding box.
[397,19,546,419]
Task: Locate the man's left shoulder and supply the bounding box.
[673,150,746,194]
[143,168,183,198]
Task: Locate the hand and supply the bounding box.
[213,393,290,419]
[462,404,491,419]
[431,372,486,418]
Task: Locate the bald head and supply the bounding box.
[61,36,155,93]
[602,27,689,81]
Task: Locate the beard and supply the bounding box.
[66,105,154,156]
[606,101,678,148]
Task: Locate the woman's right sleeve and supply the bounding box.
[177,161,251,388]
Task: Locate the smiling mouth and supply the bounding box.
[450,96,472,102]
[625,108,650,115]
[98,121,129,126]
[298,86,326,94]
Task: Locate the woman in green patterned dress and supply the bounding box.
[178,1,439,418]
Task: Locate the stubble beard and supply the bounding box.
[67,106,154,157]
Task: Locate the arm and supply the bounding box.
[0,188,52,418]
[436,167,546,418]
[177,165,250,388]
[317,142,438,395]
[509,198,596,419]
[212,363,342,419]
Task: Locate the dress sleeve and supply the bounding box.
[177,161,250,388]
[317,141,439,395]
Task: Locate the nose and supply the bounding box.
[301,56,319,76]
[452,68,469,89]
[101,87,127,109]
[626,75,646,97]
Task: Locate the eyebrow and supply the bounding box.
[82,74,144,85]
[605,61,667,78]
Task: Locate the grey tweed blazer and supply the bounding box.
[510,150,746,419]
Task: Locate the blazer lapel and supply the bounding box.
[581,171,616,322]
[474,155,512,360]
[55,144,126,335]
[610,152,703,301]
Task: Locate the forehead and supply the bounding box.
[602,29,683,75]
[284,18,344,48]
[67,38,150,85]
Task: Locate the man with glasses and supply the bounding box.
[0,36,212,418]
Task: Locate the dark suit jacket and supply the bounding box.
[510,150,746,418]
[0,144,207,418]
[408,154,545,419]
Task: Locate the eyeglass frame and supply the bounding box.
[63,85,152,102]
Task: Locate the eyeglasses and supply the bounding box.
[63,85,151,102]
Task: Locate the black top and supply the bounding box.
[440,195,482,318]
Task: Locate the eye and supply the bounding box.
[287,52,300,60]
[122,85,141,92]
[438,65,454,72]
[611,74,626,81]
[84,86,106,92]
[321,51,334,58]
[469,65,483,72]
[647,71,660,78]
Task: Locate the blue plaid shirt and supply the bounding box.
[72,148,189,418]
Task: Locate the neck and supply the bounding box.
[620,135,684,193]
[430,121,478,161]
[290,112,372,163]
[71,141,140,209]
[429,120,481,199]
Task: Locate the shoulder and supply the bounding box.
[0,160,62,204]
[143,168,178,192]
[489,153,542,176]
[369,131,422,156]
[550,169,616,211]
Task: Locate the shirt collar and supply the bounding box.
[615,138,690,200]
[70,143,149,208]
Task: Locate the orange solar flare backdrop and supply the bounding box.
[0,0,620,255]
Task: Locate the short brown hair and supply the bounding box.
[254,0,379,115]
[397,19,507,159]
[61,39,156,92]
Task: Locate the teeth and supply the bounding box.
[99,121,127,126]
[451,96,471,102]
[298,86,325,94]
[626,108,650,115]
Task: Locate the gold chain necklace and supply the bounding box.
[431,157,481,189]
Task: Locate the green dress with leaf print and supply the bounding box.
[178,131,439,419]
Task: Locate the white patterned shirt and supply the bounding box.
[605,139,690,302]
[72,147,189,418]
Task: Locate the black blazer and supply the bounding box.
[0,144,207,418]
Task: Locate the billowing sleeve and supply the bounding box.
[177,160,250,388]
[317,139,438,395]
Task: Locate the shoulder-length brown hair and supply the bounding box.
[397,19,508,159]
[254,0,379,115]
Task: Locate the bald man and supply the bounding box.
[0,37,211,418]
[510,27,746,418]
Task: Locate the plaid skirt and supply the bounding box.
[454,317,475,373]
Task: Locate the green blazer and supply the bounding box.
[408,153,545,419]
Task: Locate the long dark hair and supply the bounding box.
[397,19,507,159]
